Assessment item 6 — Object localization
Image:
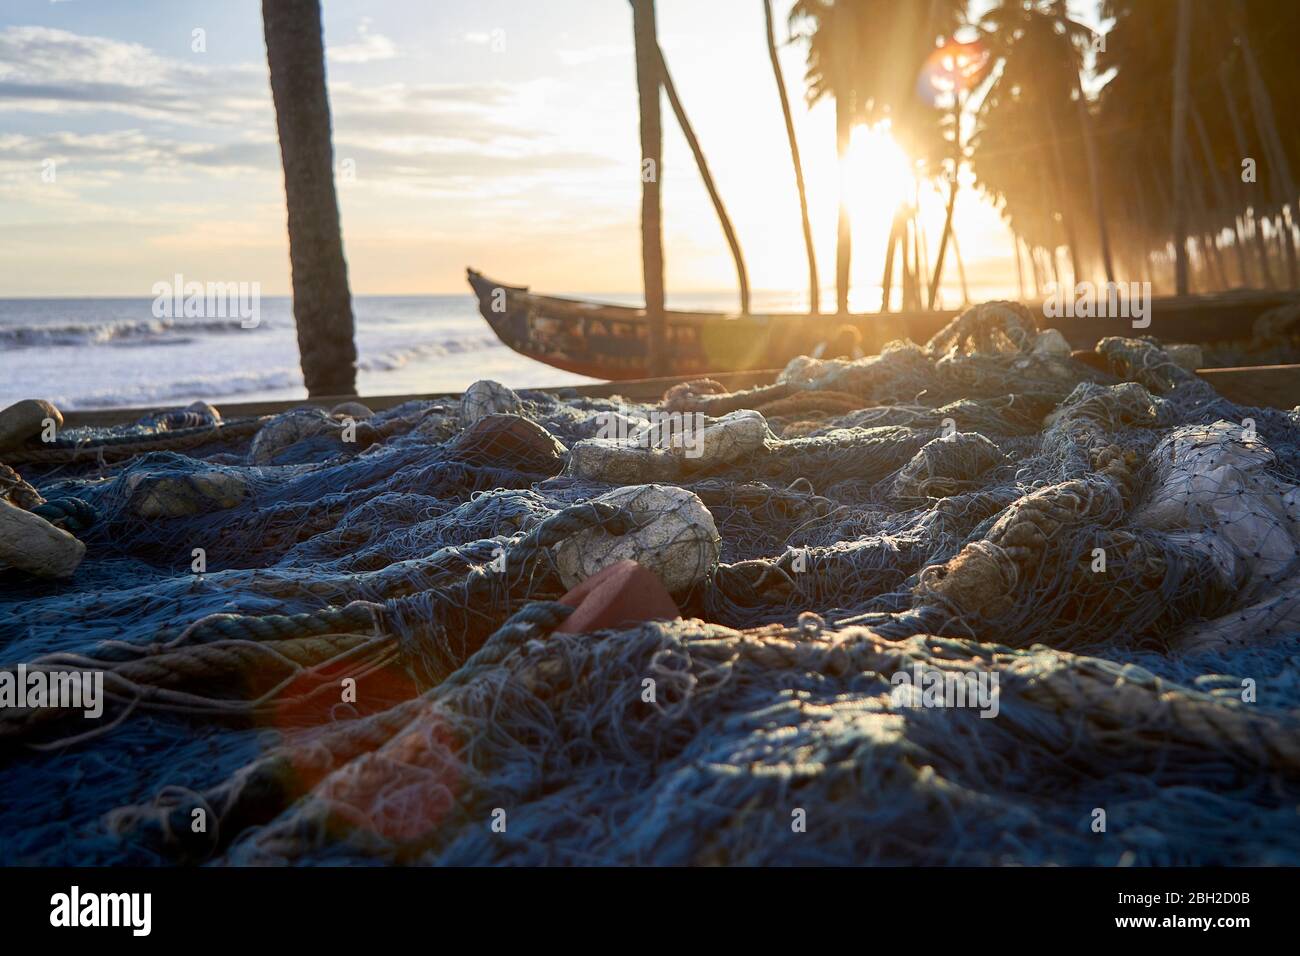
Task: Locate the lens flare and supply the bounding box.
[917,38,990,107]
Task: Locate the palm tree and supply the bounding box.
[624,1,750,322]
[790,0,965,314]
[765,0,820,314]
[631,0,667,376]
[972,0,1300,297]
[789,0,865,315]
[1050,0,1115,283]
[262,0,357,397]
[978,2,1092,287]
[1089,0,1296,293]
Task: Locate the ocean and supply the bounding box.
[0,294,599,411]
[0,285,1012,411]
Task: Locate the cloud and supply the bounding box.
[0,26,535,148]
[0,25,627,240]
[0,129,280,185]
[0,26,263,122]
[328,80,527,144]
[328,17,398,65]
[555,43,631,67]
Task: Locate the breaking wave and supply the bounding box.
[0,317,257,349]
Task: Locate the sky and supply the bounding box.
[0,0,1063,306]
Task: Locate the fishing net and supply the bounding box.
[2,304,1299,866]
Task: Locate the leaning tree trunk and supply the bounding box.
[262,0,357,397]
[655,44,750,314]
[951,226,970,305]
[765,0,819,314]
[632,0,667,377]
[927,175,959,310]
[1171,0,1192,295]
[927,91,963,311]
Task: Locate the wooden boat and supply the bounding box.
[468,267,1297,381]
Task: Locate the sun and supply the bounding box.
[843,122,916,241]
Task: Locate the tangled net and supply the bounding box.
[2,305,1299,866]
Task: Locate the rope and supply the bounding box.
[756,390,865,417]
[30,496,98,533]
[172,602,379,645]
[4,417,266,465]
[449,601,573,675]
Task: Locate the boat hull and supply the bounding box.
[467,268,1298,381]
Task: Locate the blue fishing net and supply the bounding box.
[2,303,1298,865]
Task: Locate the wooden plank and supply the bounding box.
[59,369,781,429]
[55,363,1298,430]
[1196,364,1300,408]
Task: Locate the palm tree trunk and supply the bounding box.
[1194,91,1251,286]
[655,45,750,314]
[912,221,925,310]
[899,219,912,311]
[1171,0,1192,295]
[1233,214,1253,286]
[835,96,853,315]
[1232,0,1299,286]
[1013,232,1026,300]
[1190,106,1230,225]
[262,0,357,398]
[880,205,902,313]
[764,0,819,315]
[915,212,925,303]
[1220,62,1274,288]
[1182,140,1225,290]
[632,0,667,376]
[1132,179,1156,287]
[1073,73,1114,283]
[927,174,958,310]
[1042,111,1081,287]
[903,217,921,312]
[1034,158,1059,291]
[1249,208,1276,289]
[1275,214,1297,286]
[951,227,970,305]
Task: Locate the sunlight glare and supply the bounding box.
[843,123,915,240]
